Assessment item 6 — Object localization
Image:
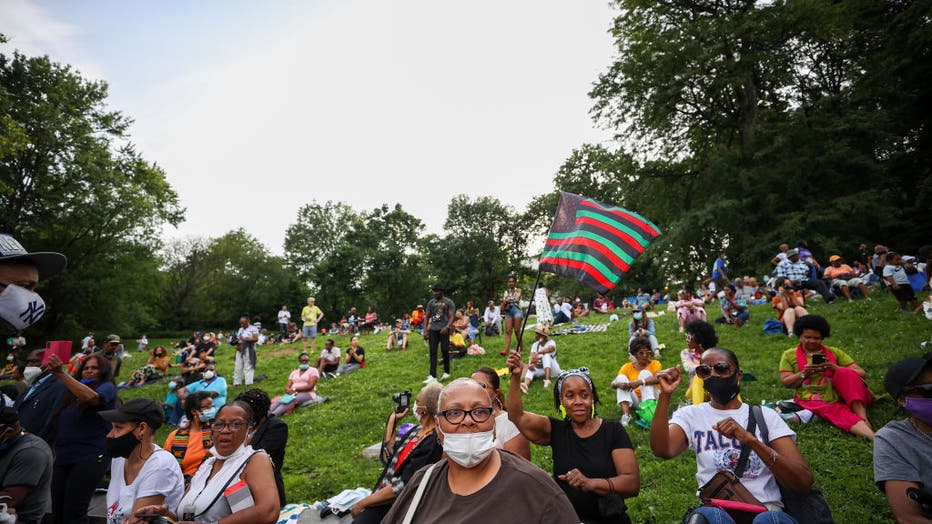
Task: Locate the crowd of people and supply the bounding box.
[1,232,930,524]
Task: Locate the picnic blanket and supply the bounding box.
[551,323,610,336]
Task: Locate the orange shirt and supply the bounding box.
[164,427,210,476]
[617,360,662,398]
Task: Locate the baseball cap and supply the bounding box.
[786,248,799,257]
[884,353,932,399]
[0,234,67,280]
[828,255,841,263]
[99,397,164,429]
[104,334,121,345]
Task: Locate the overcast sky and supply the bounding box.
[2,0,617,254]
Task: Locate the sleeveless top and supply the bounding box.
[176,444,261,521]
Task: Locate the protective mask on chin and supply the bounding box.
[440,429,496,468]
[203,370,215,380]
[210,441,247,460]
[0,284,46,330]
[703,375,741,405]
[905,396,932,426]
[23,366,42,383]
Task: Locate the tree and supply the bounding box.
[0,51,183,335]
[283,200,357,283]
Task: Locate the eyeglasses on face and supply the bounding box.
[438,406,493,424]
[695,362,735,379]
[213,421,249,432]
[906,383,932,398]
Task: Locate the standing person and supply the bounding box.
[136,334,148,353]
[47,353,116,524]
[712,252,728,287]
[277,305,291,341]
[236,389,288,507]
[301,297,324,352]
[101,398,185,524]
[650,349,815,524]
[16,350,67,444]
[534,284,554,327]
[0,405,54,524]
[423,283,455,383]
[501,274,523,355]
[874,354,932,522]
[234,314,259,388]
[505,359,640,523]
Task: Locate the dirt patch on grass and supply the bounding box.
[264,347,299,358]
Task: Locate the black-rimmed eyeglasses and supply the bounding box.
[438,407,493,424]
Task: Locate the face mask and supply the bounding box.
[199,407,217,422]
[23,366,42,383]
[0,284,46,331]
[168,381,177,390]
[412,401,422,422]
[5,356,12,363]
[905,397,932,426]
[79,378,96,386]
[210,441,247,460]
[704,375,741,405]
[203,370,215,380]
[440,429,496,468]
[106,428,140,458]
[633,313,643,320]
[299,364,310,371]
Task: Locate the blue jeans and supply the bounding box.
[690,506,798,524]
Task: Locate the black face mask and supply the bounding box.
[106,428,140,458]
[704,375,740,405]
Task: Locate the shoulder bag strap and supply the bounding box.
[752,405,770,445]
[194,450,259,518]
[401,462,438,524]
[733,405,757,479]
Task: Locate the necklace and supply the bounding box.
[909,419,932,445]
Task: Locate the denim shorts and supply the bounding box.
[504,304,523,319]
[302,325,318,338]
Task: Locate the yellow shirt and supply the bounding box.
[302,305,323,326]
[617,360,662,399]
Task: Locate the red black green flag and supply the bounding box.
[539,192,661,293]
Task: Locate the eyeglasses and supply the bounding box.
[213,421,249,432]
[438,406,493,424]
[695,362,735,379]
[906,384,932,398]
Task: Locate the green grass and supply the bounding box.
[119,293,930,523]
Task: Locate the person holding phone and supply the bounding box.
[778,314,874,440]
[349,382,443,524]
[771,277,808,336]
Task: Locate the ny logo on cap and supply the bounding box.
[19,300,45,325]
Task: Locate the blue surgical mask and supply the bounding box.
[168,381,177,390]
[79,378,96,386]
[299,364,310,371]
[633,313,643,320]
[199,407,217,422]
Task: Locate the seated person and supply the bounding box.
[874,354,932,522]
[483,301,501,335]
[161,378,185,427]
[779,314,874,440]
[521,326,560,392]
[179,355,206,386]
[776,248,835,303]
[162,391,215,481]
[363,306,379,333]
[194,334,217,362]
[772,277,808,336]
[452,309,476,346]
[674,287,706,332]
[824,255,872,302]
[634,288,652,309]
[553,296,574,324]
[629,306,661,355]
[410,305,425,333]
[715,284,749,328]
[679,320,719,405]
[386,319,409,351]
[337,336,366,375]
[734,277,755,303]
[0,405,53,524]
[127,345,171,387]
[315,339,341,378]
[183,364,228,409]
[592,293,613,313]
[572,298,589,318]
[612,336,660,427]
[269,353,324,416]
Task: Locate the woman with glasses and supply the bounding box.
[506,354,640,523]
[268,352,322,417]
[130,401,279,524]
[874,354,932,522]
[384,378,578,523]
[612,336,661,427]
[679,320,719,405]
[651,348,814,524]
[471,367,531,460]
[778,314,874,440]
[349,382,444,524]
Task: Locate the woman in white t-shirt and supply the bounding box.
[100,398,184,524]
[471,367,531,460]
[520,326,561,392]
[650,348,815,524]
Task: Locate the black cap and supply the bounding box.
[432,283,445,292]
[99,398,164,429]
[0,234,67,280]
[884,353,932,399]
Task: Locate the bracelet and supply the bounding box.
[800,370,808,379]
[605,477,615,493]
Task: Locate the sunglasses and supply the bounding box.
[906,383,932,398]
[695,362,735,379]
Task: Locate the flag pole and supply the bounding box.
[514,268,542,353]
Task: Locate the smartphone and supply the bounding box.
[812,353,826,365]
[133,514,176,524]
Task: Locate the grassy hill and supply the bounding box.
[119,293,930,522]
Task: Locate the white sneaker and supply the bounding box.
[543,379,551,389]
[440,372,451,380]
[621,414,632,426]
[423,375,436,383]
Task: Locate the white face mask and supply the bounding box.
[412,401,422,422]
[23,366,42,383]
[0,284,46,330]
[203,370,215,380]
[440,428,496,468]
[210,441,246,461]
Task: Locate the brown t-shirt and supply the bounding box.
[381,451,578,524]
